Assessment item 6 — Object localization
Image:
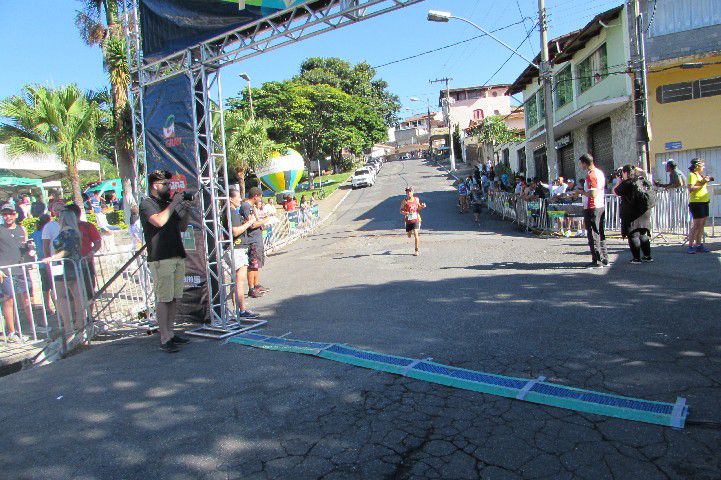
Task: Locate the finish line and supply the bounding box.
[228,332,688,429]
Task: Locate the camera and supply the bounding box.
[182,190,197,201]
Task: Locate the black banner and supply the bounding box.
[143,75,208,322]
[139,0,319,60]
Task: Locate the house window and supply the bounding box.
[473,109,484,120]
[526,93,538,128]
[502,148,510,166]
[538,89,545,120]
[656,75,721,103]
[577,43,608,94]
[555,65,573,108]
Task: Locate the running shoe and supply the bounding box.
[695,244,711,253]
[5,332,21,343]
[170,333,190,344]
[160,341,180,353]
[255,284,271,293]
[642,256,654,263]
[629,258,642,264]
[248,287,265,298]
[686,246,696,254]
[238,309,260,319]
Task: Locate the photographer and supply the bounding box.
[139,170,193,353]
[687,158,713,254]
[613,165,654,264]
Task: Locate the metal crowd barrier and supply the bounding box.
[1,248,155,364]
[486,187,708,240]
[263,206,321,253]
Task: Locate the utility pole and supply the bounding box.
[430,77,456,171]
[538,0,558,182]
[629,0,651,173]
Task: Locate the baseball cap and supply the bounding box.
[1,203,15,213]
[666,160,677,168]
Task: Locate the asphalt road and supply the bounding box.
[1,158,720,480]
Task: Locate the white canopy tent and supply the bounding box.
[0,144,101,180]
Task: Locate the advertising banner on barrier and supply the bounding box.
[143,74,208,322]
[139,0,314,60]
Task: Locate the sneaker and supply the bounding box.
[695,244,711,253]
[238,309,260,319]
[630,258,642,264]
[170,333,190,344]
[248,287,265,299]
[5,332,21,343]
[642,256,654,263]
[601,259,610,267]
[255,285,271,293]
[686,246,696,254]
[160,341,180,353]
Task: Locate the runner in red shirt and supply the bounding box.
[400,186,426,256]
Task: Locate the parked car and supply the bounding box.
[352,168,375,189]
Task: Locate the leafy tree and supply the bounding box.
[295,57,400,132]
[0,85,100,206]
[75,1,134,202]
[224,110,277,198]
[469,115,523,147]
[230,81,382,174]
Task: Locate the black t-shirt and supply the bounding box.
[227,207,244,246]
[239,201,263,247]
[0,225,26,274]
[139,196,186,262]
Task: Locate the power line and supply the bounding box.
[372,19,531,69]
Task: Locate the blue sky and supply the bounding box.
[0,0,623,118]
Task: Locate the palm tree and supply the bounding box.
[75,1,134,201]
[224,110,277,198]
[0,85,100,207]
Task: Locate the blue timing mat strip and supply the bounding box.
[228,333,688,428]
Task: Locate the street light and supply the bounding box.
[239,72,254,118]
[427,10,538,68]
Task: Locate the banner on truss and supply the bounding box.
[143,74,208,322]
[139,0,316,60]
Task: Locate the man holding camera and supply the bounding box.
[139,170,193,353]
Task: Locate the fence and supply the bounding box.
[0,249,155,364]
[486,187,713,240]
[263,205,321,253]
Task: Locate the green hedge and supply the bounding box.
[19,210,127,236]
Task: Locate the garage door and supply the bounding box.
[655,146,721,217]
[590,119,614,176]
[558,144,576,181]
[534,148,548,182]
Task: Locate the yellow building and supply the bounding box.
[648,53,721,172]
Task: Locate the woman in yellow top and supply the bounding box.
[687,158,713,254]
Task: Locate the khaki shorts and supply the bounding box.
[148,257,186,303]
[225,247,249,271]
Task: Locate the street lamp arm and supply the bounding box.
[449,15,539,69]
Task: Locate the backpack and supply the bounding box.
[631,177,657,212]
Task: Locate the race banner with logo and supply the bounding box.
[139,0,313,60]
[143,75,208,322]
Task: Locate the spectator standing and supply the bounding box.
[614,165,654,264]
[687,158,713,254]
[655,160,685,189]
[15,195,32,223]
[43,208,85,334]
[225,189,260,319]
[31,194,46,218]
[66,204,102,300]
[0,204,33,342]
[241,187,271,299]
[470,186,483,224]
[457,180,470,213]
[128,205,143,250]
[90,190,104,214]
[48,191,65,218]
[576,154,608,268]
[139,170,192,353]
[31,214,55,316]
